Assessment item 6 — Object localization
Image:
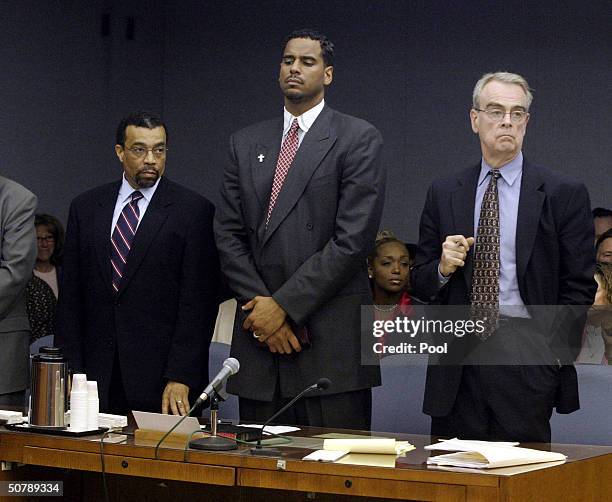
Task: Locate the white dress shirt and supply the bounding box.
[110,175,161,236]
[282,99,325,146]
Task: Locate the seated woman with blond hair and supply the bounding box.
[577,263,612,364]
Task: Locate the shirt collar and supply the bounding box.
[118,174,160,203]
[283,99,325,136]
[478,151,523,187]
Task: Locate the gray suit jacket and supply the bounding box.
[215,105,385,400]
[0,176,37,394]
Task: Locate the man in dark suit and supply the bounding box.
[411,72,597,442]
[214,30,384,429]
[56,112,219,415]
[0,176,37,406]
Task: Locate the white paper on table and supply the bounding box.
[302,449,349,462]
[236,424,301,435]
[425,438,519,451]
[323,438,414,455]
[425,438,566,469]
[132,411,201,435]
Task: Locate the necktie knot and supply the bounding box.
[131,191,144,203]
[489,170,501,180]
[288,118,300,135]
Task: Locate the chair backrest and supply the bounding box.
[371,355,430,434]
[30,335,54,355]
[207,342,239,420]
[550,364,612,445]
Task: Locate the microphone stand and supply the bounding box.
[189,382,237,451]
[250,384,318,456]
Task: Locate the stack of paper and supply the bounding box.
[425,438,567,469]
[323,438,414,455]
[0,410,25,424]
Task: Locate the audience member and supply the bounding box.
[368,230,425,320]
[595,229,612,264]
[33,214,64,298]
[593,207,612,243]
[577,263,612,364]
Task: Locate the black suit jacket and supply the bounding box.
[411,160,597,416]
[214,105,385,400]
[56,177,219,411]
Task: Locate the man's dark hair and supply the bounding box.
[596,228,612,253]
[115,111,168,146]
[593,207,612,219]
[282,29,334,67]
[35,213,65,266]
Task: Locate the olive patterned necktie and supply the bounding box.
[470,170,501,339]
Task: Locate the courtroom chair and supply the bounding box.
[30,335,54,355]
[551,364,612,445]
[206,341,239,421]
[371,355,430,434]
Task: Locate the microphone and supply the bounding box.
[250,377,332,456]
[155,358,240,455]
[195,357,240,406]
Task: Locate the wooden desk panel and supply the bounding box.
[21,446,235,486]
[1,426,611,501]
[239,468,469,501]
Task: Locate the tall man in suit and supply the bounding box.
[0,176,37,406]
[214,30,385,429]
[411,72,597,442]
[56,112,219,415]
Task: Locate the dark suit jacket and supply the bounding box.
[214,105,385,401]
[56,177,219,411]
[411,160,597,416]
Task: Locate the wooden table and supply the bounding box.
[1,423,610,501]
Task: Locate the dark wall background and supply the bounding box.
[2,0,610,244]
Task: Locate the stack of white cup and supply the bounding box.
[69,374,88,431]
[87,381,99,430]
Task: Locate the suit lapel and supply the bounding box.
[451,165,480,288]
[516,160,545,283]
[94,182,121,296]
[117,178,171,296]
[263,106,336,245]
[251,119,283,215]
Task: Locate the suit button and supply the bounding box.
[306,223,313,230]
[249,227,255,233]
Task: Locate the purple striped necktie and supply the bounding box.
[110,191,144,292]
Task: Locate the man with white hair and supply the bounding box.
[412,72,597,442]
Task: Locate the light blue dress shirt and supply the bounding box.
[475,152,529,318]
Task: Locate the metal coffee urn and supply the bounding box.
[29,347,66,427]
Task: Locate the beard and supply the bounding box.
[134,170,160,188]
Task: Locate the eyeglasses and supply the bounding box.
[37,235,55,243]
[126,146,168,159]
[474,108,528,124]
